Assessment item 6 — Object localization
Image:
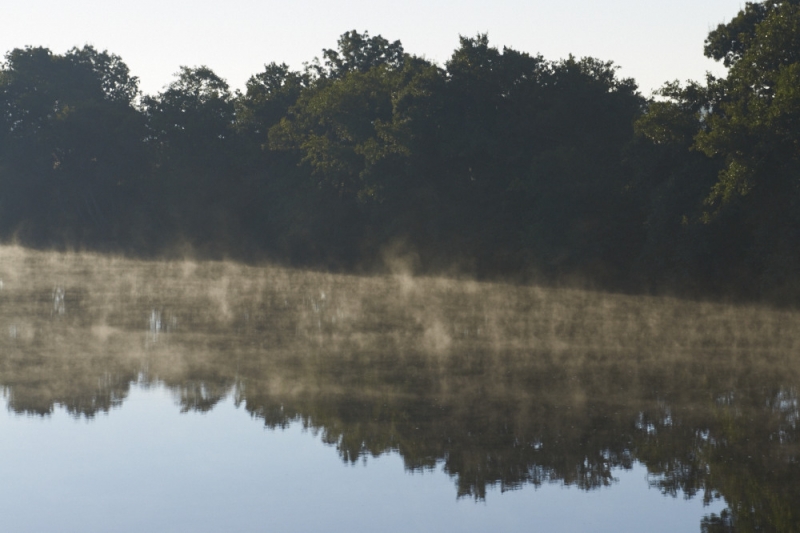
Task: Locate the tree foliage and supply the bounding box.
[319,30,405,79]
[2,8,800,298]
[0,45,145,244]
[634,0,800,296]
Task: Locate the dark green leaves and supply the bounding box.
[321,30,404,79]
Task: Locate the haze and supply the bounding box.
[2,0,745,95]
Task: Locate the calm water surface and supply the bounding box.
[0,247,797,532]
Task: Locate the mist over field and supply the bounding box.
[0,245,798,524]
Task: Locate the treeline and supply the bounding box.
[1,1,799,299]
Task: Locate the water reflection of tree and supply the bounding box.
[1,250,800,530]
[246,345,800,515]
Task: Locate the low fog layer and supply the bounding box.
[0,246,798,529]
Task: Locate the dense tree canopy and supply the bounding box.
[1,4,799,299]
[635,0,800,297]
[0,45,145,245]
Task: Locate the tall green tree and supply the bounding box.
[515,55,643,278]
[268,31,444,264]
[0,45,145,245]
[318,30,405,79]
[437,35,644,278]
[232,63,311,259]
[143,66,235,172]
[635,0,800,296]
[142,66,240,246]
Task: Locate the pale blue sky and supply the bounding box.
[1,0,745,96]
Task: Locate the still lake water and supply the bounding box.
[0,246,797,532]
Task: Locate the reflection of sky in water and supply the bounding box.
[0,383,724,533]
[1,246,798,531]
